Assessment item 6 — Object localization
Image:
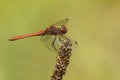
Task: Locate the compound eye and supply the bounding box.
[60,26,67,34]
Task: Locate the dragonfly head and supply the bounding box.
[60,25,67,34]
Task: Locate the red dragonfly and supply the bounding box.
[8,18,70,51]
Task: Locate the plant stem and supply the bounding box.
[51,39,72,80]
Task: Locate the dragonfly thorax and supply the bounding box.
[45,25,67,35]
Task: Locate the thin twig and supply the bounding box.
[51,39,72,80]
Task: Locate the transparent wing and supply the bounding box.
[51,18,69,27]
[40,35,57,52]
[40,35,68,52]
[40,35,54,48]
[40,35,78,52]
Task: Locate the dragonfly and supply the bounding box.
[8,18,73,51]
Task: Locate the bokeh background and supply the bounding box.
[0,0,120,80]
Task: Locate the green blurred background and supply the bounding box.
[0,0,120,80]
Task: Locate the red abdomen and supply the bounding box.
[8,30,45,41]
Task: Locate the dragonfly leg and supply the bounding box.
[51,35,58,52]
[61,35,69,40]
[59,36,62,41]
[59,36,65,43]
[62,35,78,44]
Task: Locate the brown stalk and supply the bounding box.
[51,39,72,80]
